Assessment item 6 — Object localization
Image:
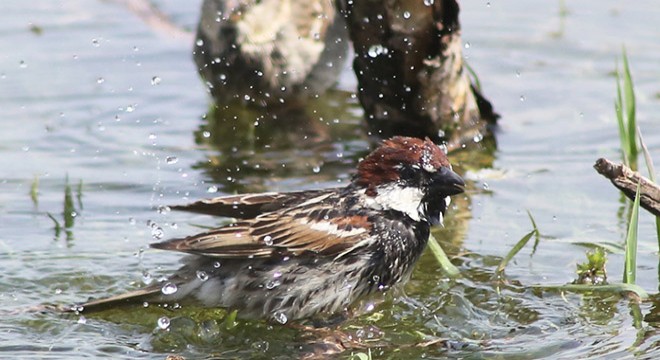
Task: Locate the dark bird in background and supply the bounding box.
[194,0,348,107]
[75,136,465,324]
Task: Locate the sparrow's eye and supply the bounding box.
[399,165,421,183]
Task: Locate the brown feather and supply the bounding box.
[170,190,332,219]
[151,202,372,258]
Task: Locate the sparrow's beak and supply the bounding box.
[432,167,465,196]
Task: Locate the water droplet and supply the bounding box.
[464,42,471,49]
[77,316,87,324]
[196,38,204,46]
[157,316,171,329]
[403,11,411,19]
[196,270,209,281]
[19,60,27,69]
[372,275,380,282]
[266,279,281,289]
[165,156,178,164]
[142,271,153,285]
[273,311,288,324]
[312,166,321,173]
[423,0,434,5]
[207,185,218,193]
[483,182,490,190]
[92,38,100,47]
[151,226,164,239]
[96,77,105,84]
[161,282,178,295]
[520,95,526,102]
[202,131,211,138]
[367,44,389,58]
[252,340,270,351]
[263,235,273,246]
[151,76,161,85]
[213,261,221,268]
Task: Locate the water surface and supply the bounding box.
[2,0,660,358]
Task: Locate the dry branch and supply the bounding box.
[594,158,660,217]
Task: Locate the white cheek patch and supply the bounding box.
[364,185,425,221]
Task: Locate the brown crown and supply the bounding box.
[355,137,450,194]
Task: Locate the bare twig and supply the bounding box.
[594,158,660,217]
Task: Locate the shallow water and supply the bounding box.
[2,0,660,358]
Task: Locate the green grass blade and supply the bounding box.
[496,230,536,274]
[638,127,657,182]
[615,74,628,166]
[30,175,39,206]
[64,176,76,229]
[464,61,482,91]
[428,234,460,277]
[530,283,648,300]
[224,309,238,330]
[637,127,660,246]
[623,182,641,284]
[570,241,625,254]
[47,212,62,238]
[349,350,372,360]
[76,179,84,210]
[622,49,637,168]
[526,210,541,255]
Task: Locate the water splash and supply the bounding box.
[161,282,178,295]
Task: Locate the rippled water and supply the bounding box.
[2,0,660,358]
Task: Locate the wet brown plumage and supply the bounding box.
[74,137,465,323]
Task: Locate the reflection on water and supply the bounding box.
[192,88,369,193]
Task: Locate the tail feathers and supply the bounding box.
[69,285,164,313]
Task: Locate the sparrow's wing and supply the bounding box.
[170,189,333,219]
[152,196,373,258]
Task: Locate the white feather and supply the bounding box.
[360,185,425,221]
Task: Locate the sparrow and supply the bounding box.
[75,136,465,324]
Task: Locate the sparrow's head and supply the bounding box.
[355,136,465,225]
